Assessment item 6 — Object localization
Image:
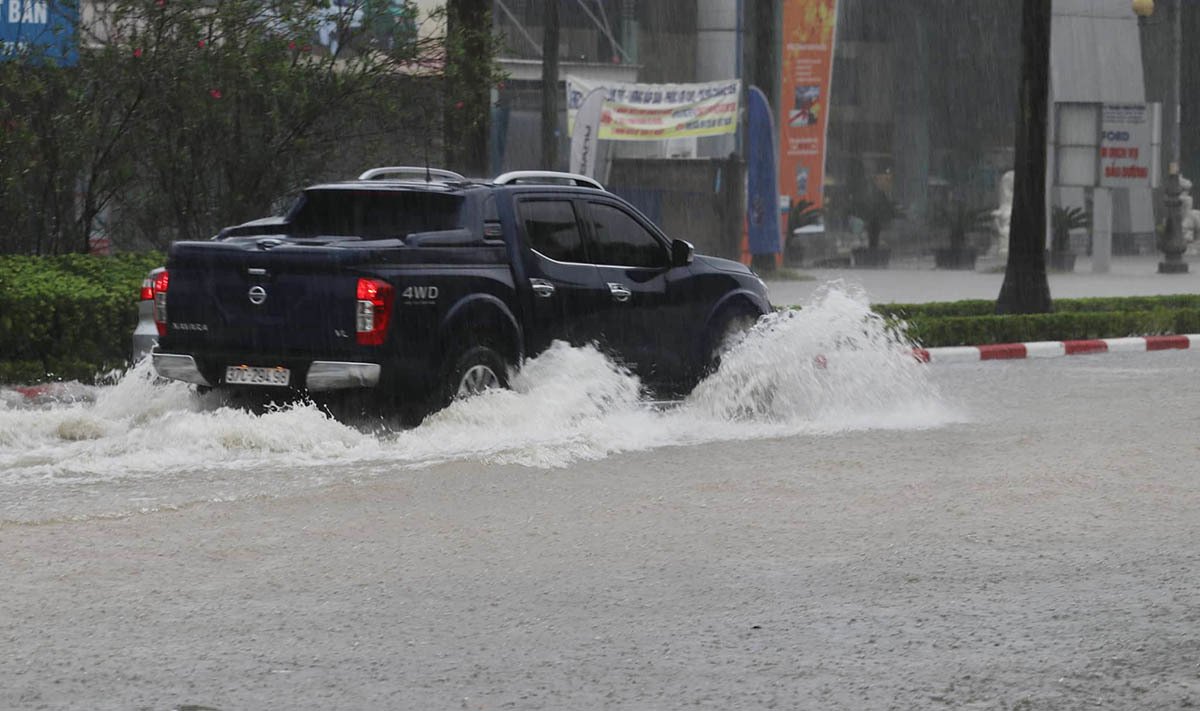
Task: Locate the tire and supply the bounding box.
[704,306,760,374]
[441,344,510,404]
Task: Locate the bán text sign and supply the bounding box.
[1,0,77,65]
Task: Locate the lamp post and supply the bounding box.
[1134,0,1189,272]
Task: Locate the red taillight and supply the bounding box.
[356,278,394,346]
[152,270,169,336]
[140,279,154,301]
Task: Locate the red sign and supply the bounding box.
[779,0,839,235]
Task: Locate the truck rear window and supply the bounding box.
[291,190,464,239]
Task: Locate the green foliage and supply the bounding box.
[938,201,993,250]
[442,0,505,175]
[787,199,822,234]
[866,294,1200,347]
[899,311,1194,348]
[1,1,486,254]
[874,294,1200,320]
[0,253,163,382]
[1050,204,1088,253]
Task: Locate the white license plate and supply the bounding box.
[224,365,291,387]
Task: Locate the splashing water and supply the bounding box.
[686,283,946,428]
[0,285,961,522]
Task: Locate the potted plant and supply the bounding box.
[1049,205,1087,272]
[784,199,822,267]
[935,201,992,270]
[851,187,901,268]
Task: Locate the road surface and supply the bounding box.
[2,291,1198,709]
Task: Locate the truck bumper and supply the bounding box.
[152,353,212,386]
[305,361,382,390]
[152,353,381,391]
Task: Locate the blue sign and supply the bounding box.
[746,86,781,256]
[1,1,78,65]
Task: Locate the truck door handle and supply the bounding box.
[607,282,631,303]
[530,278,556,298]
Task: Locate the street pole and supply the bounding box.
[540,1,560,170]
[1158,0,1188,273]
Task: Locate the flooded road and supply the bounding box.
[0,286,953,525]
[3,286,1199,709]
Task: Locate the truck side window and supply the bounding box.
[587,202,668,268]
[520,200,588,263]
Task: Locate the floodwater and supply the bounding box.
[0,284,960,524]
[7,285,1200,709]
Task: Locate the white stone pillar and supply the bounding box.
[1092,187,1113,273]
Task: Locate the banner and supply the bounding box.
[566,76,740,141]
[747,87,782,256]
[569,88,605,178]
[778,0,838,218]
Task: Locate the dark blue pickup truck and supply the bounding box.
[149,168,771,413]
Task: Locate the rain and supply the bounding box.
[3,2,1200,709]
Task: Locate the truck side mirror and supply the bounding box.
[671,239,694,267]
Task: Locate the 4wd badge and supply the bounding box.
[401,286,439,303]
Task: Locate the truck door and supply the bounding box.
[515,198,608,355]
[582,199,696,380]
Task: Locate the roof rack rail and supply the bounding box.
[493,171,605,191]
[358,166,467,182]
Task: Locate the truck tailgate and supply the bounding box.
[165,241,365,356]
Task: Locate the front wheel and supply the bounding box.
[704,307,761,374]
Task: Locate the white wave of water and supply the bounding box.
[0,284,963,522]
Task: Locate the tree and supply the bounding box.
[0,0,485,254]
[444,0,500,176]
[540,0,559,169]
[996,0,1053,314]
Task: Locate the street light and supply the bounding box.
[1134,0,1189,272]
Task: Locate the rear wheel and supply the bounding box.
[442,344,510,404]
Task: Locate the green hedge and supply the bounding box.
[2,258,1198,383]
[866,295,1200,348]
[874,294,1200,319]
[0,253,164,383]
[900,309,1200,348]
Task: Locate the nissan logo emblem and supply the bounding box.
[248,285,268,305]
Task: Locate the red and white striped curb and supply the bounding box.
[915,334,1200,363]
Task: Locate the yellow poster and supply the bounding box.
[566,76,741,141]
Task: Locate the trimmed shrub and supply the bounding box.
[869,295,1200,347]
[0,253,164,383]
[874,294,1200,320]
[898,309,1200,348]
[3,259,1200,382]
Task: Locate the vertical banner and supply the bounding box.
[747,87,781,256]
[569,88,605,178]
[778,0,838,222]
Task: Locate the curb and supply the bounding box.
[915,334,1200,363]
